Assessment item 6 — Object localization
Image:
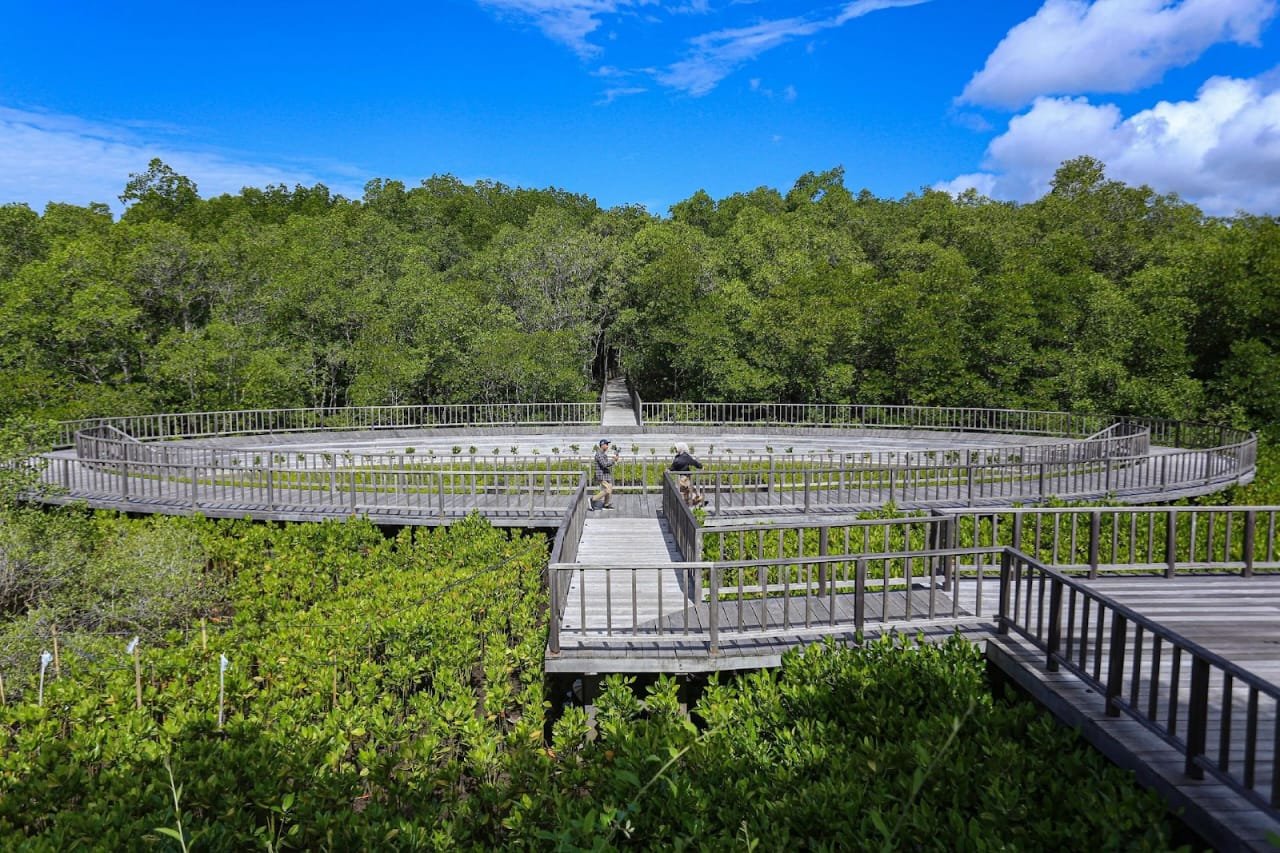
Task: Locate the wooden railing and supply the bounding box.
[942,506,1280,576]
[549,509,1280,650]
[693,506,1280,576]
[55,402,602,448]
[641,402,1112,436]
[38,404,1257,518]
[547,482,590,655]
[998,549,1279,814]
[677,442,1252,512]
[42,451,586,520]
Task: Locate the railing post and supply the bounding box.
[803,470,811,513]
[997,550,1012,635]
[548,566,561,655]
[1105,611,1127,717]
[1046,578,1063,672]
[966,466,974,507]
[120,459,129,500]
[1166,509,1177,578]
[266,460,274,510]
[1186,657,1209,779]
[708,564,719,655]
[1159,455,1168,491]
[1089,511,1101,579]
[1104,458,1112,493]
[817,527,829,595]
[350,469,358,514]
[714,471,722,516]
[437,471,445,517]
[1038,462,1046,499]
[1243,510,1256,576]
[855,558,867,635]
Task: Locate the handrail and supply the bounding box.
[942,505,1280,576]
[547,480,589,655]
[42,453,587,522]
[674,445,1253,513]
[54,402,603,448]
[53,403,1254,451]
[998,548,1280,814]
[662,471,701,562]
[628,381,644,428]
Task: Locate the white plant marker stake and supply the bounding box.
[127,637,142,709]
[38,650,52,706]
[218,654,230,728]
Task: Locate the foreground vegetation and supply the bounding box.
[0,510,1174,849]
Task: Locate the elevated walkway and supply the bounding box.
[600,378,637,428]
[560,508,689,646]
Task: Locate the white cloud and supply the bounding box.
[961,0,1277,109]
[935,71,1280,214]
[476,0,655,57]
[657,0,929,95]
[596,86,649,104]
[0,106,357,214]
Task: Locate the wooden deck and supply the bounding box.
[552,568,1280,849]
[985,573,1280,852]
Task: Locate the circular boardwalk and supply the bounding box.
[31,401,1256,525]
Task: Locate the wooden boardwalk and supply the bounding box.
[552,569,1280,848]
[560,515,687,640]
[982,574,1280,851]
[600,378,638,428]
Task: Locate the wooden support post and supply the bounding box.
[817,527,829,595]
[1046,579,1062,672]
[548,566,561,655]
[1105,611,1127,717]
[997,551,1012,635]
[855,559,867,635]
[1166,509,1177,578]
[1244,510,1256,577]
[1186,658,1210,779]
[708,565,719,656]
[1089,511,1101,579]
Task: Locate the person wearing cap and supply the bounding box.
[590,439,619,510]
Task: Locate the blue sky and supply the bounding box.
[2,1,1278,216]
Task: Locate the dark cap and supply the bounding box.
[598,438,610,446]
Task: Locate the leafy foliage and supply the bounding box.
[1,157,1277,432]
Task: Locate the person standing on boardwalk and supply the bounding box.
[671,442,704,506]
[590,438,619,510]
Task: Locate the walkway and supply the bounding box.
[600,378,637,428]
[559,512,688,643]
